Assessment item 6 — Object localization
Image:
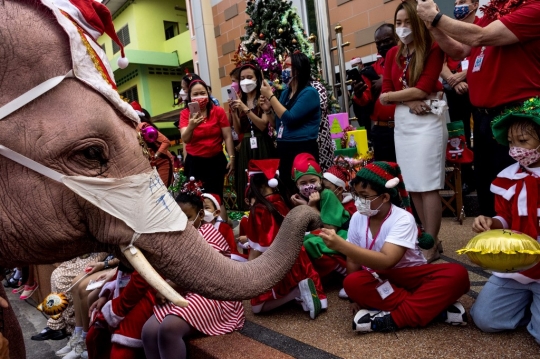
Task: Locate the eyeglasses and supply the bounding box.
[350,193,380,204]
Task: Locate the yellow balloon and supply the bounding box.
[457,229,540,272]
[37,292,69,316]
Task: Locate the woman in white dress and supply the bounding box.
[379,0,447,262]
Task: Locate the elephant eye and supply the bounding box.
[82,146,108,166]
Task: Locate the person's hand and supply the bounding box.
[417,0,439,23]
[84,262,105,275]
[188,112,205,129]
[259,95,272,111]
[405,100,431,116]
[226,157,235,177]
[318,228,343,251]
[89,296,108,317]
[291,194,308,206]
[0,297,8,309]
[238,235,248,244]
[379,92,391,106]
[349,301,361,315]
[154,291,168,306]
[353,80,368,98]
[260,79,274,99]
[473,215,493,233]
[230,99,247,113]
[235,143,242,152]
[446,73,460,88]
[0,332,8,359]
[454,82,469,95]
[96,268,117,282]
[308,192,321,207]
[371,76,383,96]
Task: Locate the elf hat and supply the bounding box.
[292,153,322,182]
[247,159,280,188]
[323,165,350,190]
[491,98,540,145]
[18,0,139,125]
[350,57,362,66]
[202,193,222,210]
[355,162,411,213]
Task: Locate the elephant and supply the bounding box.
[0,1,321,358]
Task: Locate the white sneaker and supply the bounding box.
[443,302,467,326]
[298,279,322,319]
[353,310,398,333]
[338,288,348,299]
[63,339,86,359]
[56,333,79,357]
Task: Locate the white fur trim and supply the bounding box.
[493,216,509,229]
[202,193,220,210]
[111,334,143,348]
[342,193,353,204]
[101,301,124,328]
[385,177,400,188]
[231,254,248,262]
[99,280,116,298]
[490,183,516,201]
[248,239,268,253]
[323,173,346,189]
[497,163,527,180]
[350,58,362,65]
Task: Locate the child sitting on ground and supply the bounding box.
[291,153,350,278]
[322,163,356,216]
[471,99,540,343]
[319,161,469,333]
[246,159,326,319]
[201,193,237,260]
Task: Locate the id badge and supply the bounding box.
[472,54,483,73]
[461,59,469,71]
[231,128,239,141]
[277,125,284,139]
[376,280,394,300]
[250,137,258,149]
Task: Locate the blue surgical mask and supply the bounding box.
[454,4,470,20]
[281,68,292,85]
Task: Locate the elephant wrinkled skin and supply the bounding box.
[0,2,321,358]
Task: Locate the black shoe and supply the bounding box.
[31,327,68,341]
[353,310,398,333]
[3,276,20,288]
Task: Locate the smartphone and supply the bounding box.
[347,68,362,84]
[188,101,200,114]
[227,89,238,101]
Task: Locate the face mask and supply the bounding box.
[240,79,257,94]
[203,210,217,223]
[395,27,413,45]
[509,145,540,167]
[377,43,394,58]
[179,89,188,101]
[231,82,240,94]
[188,212,202,229]
[454,4,470,20]
[299,183,321,198]
[355,196,383,217]
[191,96,209,110]
[281,68,292,85]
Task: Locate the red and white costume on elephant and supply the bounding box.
[247,193,327,309]
[490,163,540,282]
[153,223,245,334]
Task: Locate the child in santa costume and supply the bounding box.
[245,159,327,319]
[319,161,469,333]
[323,163,356,216]
[142,180,244,359]
[201,193,241,260]
[291,153,350,278]
[472,98,540,342]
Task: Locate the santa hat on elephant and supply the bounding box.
[247,159,280,188]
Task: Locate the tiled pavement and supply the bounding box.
[13,217,540,359]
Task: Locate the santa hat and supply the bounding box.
[323,165,350,190]
[355,162,434,249]
[247,159,280,188]
[36,0,139,124]
[292,153,322,182]
[130,101,145,117]
[350,57,362,66]
[181,176,204,198]
[201,193,222,210]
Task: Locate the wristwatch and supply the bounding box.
[103,259,109,269]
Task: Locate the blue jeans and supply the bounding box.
[471,275,540,343]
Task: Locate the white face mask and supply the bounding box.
[179,89,188,101]
[0,72,187,234]
[203,210,217,223]
[396,27,413,45]
[240,79,257,94]
[355,196,384,217]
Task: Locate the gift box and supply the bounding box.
[346,129,368,156]
[328,113,350,139]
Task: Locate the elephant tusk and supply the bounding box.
[121,245,189,307]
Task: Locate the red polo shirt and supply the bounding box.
[467,2,540,108]
[179,106,229,158]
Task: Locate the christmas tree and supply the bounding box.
[234,0,340,113]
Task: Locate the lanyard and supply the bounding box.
[365,207,393,250]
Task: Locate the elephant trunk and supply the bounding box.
[134,205,321,300]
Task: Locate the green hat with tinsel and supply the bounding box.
[491,97,540,145]
[355,161,434,250]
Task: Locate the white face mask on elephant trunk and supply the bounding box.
[0,71,189,307]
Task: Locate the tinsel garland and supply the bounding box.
[481,0,527,20]
[493,97,540,125]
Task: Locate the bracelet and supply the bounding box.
[229,155,235,158]
[264,110,273,115]
[431,12,443,27]
[268,94,276,101]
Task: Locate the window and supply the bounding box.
[164,21,179,40]
[113,24,130,54]
[172,81,182,106]
[305,0,317,37]
[120,86,138,102]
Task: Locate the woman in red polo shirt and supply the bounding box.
[180,79,235,204]
[380,0,446,262]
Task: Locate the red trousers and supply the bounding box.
[344,263,470,328]
[312,254,347,278]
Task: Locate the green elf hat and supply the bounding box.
[491,97,540,145]
[292,153,322,182]
[355,162,434,250]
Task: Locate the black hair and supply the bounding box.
[508,118,540,142]
[289,52,312,103]
[187,80,214,114]
[170,151,177,157]
[349,176,402,208]
[246,173,292,226]
[229,67,241,79]
[182,73,202,87]
[175,192,203,213]
[238,63,263,108]
[139,108,158,130]
[375,23,395,35]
